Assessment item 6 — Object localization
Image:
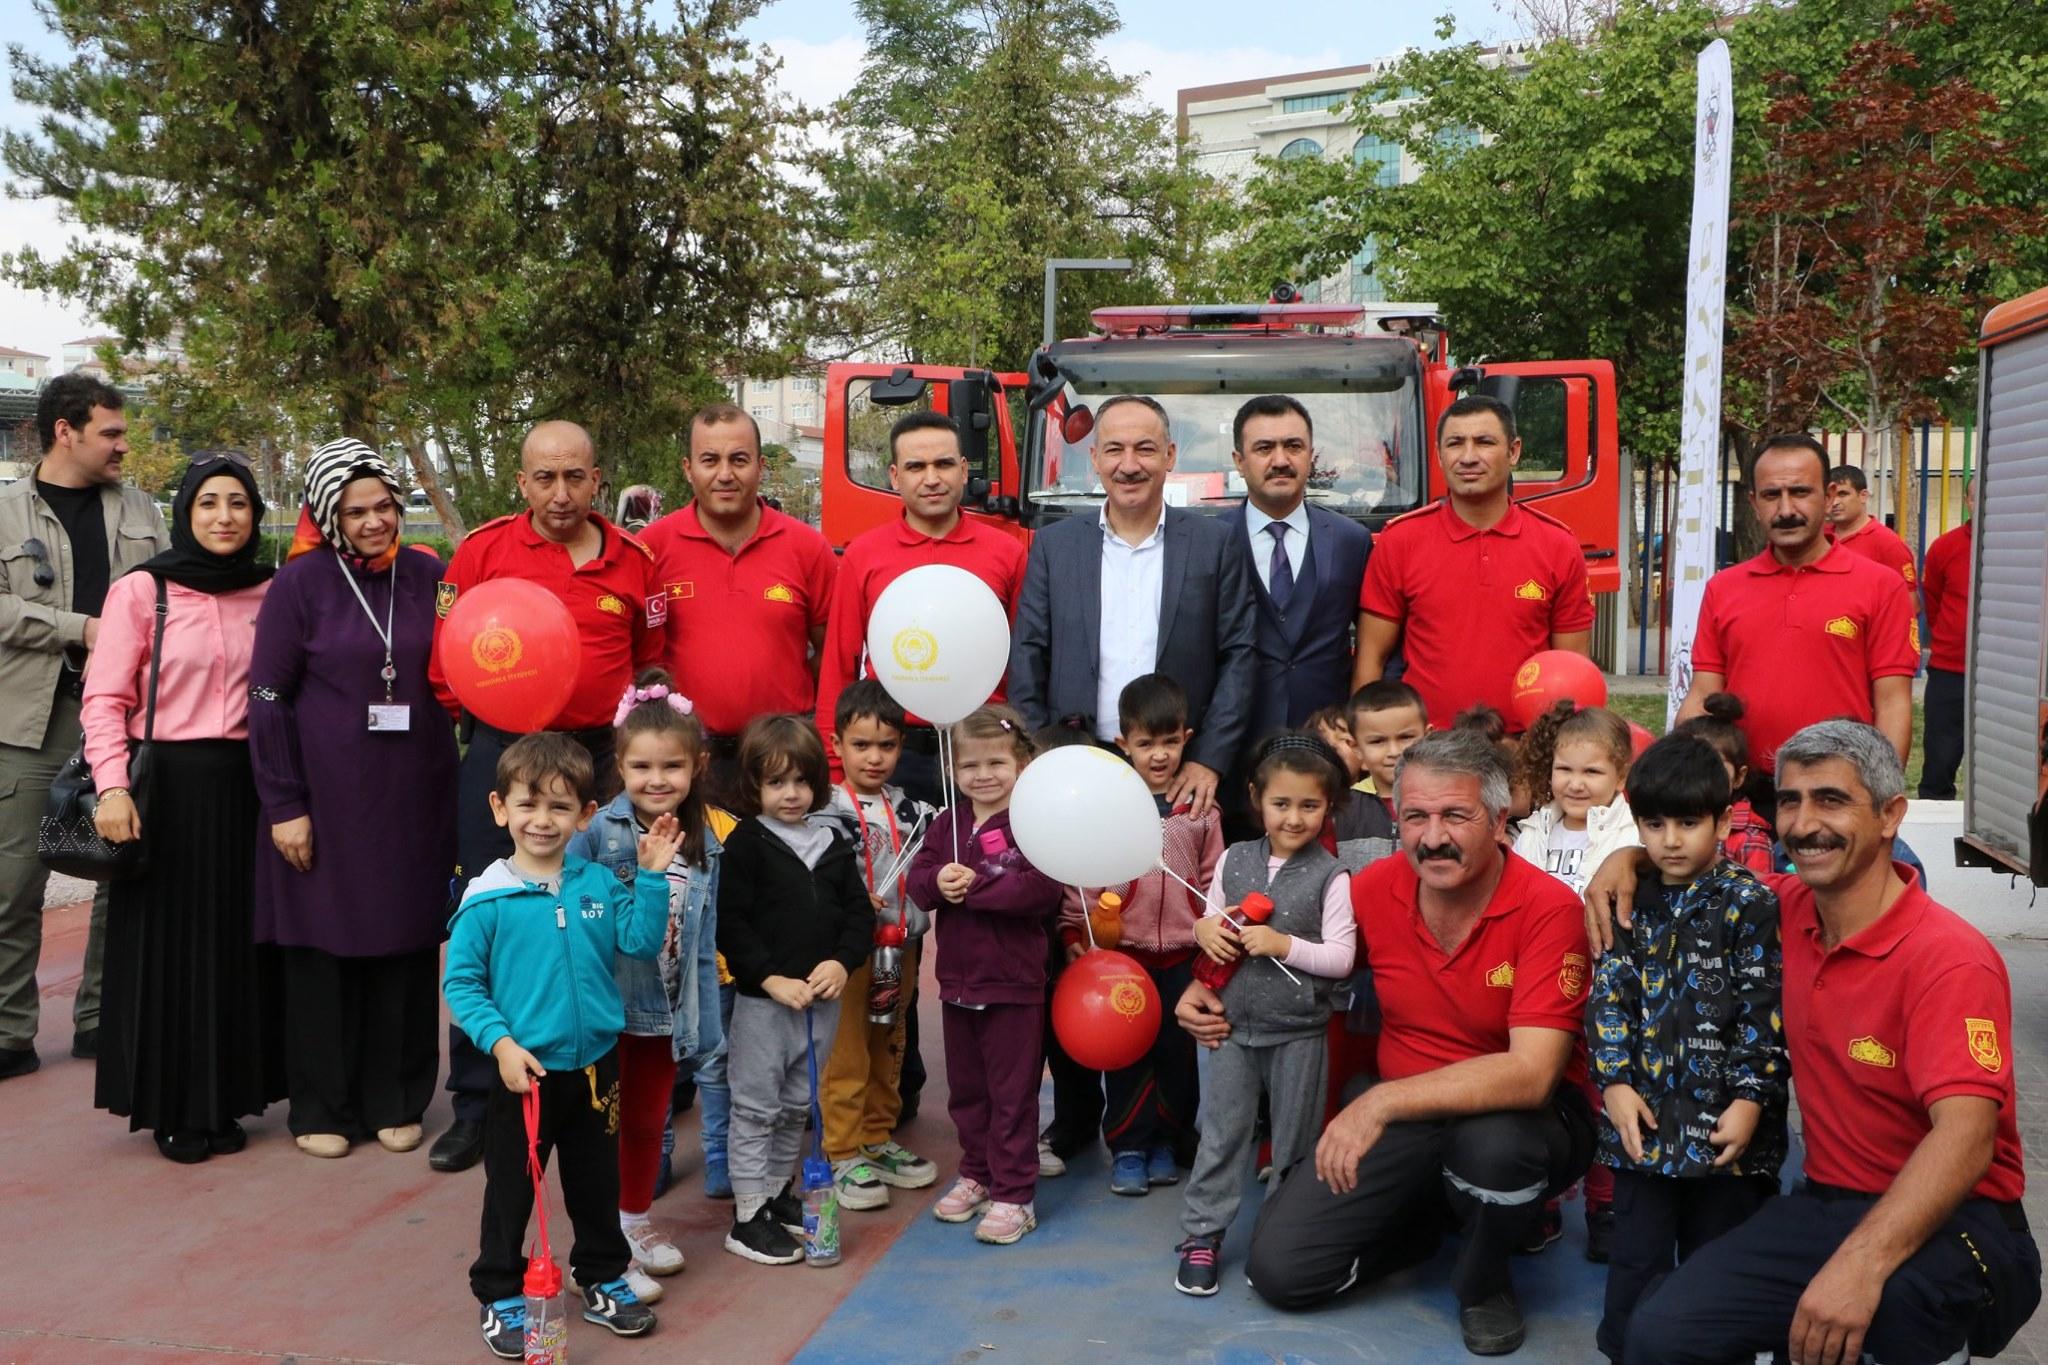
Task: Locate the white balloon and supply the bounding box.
[1009,745,1162,888]
[864,564,1012,726]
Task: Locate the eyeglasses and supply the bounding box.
[22,537,55,589]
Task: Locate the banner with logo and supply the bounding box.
[1665,39,1733,726]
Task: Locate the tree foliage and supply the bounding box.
[826,0,1223,369]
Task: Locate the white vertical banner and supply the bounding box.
[1665,39,1733,726]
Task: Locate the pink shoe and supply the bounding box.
[933,1177,991,1223]
[973,1200,1036,1244]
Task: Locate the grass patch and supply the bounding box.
[1604,694,1929,794]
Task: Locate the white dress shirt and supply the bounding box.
[1243,499,1310,595]
[1096,506,1167,740]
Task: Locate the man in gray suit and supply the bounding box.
[1009,395,1257,818]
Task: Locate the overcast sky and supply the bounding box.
[0,1,1511,365]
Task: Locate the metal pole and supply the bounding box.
[1939,421,1952,533]
[1916,421,1931,568]
[1042,257,1134,347]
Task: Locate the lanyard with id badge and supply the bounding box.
[336,551,410,732]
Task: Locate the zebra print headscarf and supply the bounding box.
[302,437,403,567]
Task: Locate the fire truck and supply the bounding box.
[821,299,1624,656]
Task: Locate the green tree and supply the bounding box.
[827,0,1223,369]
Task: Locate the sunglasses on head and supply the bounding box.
[191,449,255,471]
[22,537,55,589]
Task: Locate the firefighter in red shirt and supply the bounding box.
[1825,464,1919,598]
[424,419,666,1173]
[1352,395,1594,730]
[815,410,1026,807]
[1587,720,2039,1365]
[1918,482,1972,800]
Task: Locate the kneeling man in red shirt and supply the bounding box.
[1178,728,1595,1356]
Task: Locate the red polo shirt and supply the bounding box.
[430,512,665,731]
[1921,521,1972,673]
[641,504,836,737]
[1832,517,1918,592]
[1359,500,1594,730]
[1690,544,1918,773]
[1352,849,1590,1087]
[1775,866,2024,1201]
[816,515,1027,750]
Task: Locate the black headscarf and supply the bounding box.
[138,452,275,594]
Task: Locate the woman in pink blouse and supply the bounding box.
[82,454,284,1163]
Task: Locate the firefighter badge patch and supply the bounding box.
[1967,1018,2002,1073]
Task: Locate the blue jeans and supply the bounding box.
[664,981,736,1166]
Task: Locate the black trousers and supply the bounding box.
[281,945,440,1139]
[1040,947,1104,1154]
[1625,1184,2042,1365]
[1102,957,1199,1155]
[1247,1085,1595,1309]
[448,722,616,1123]
[471,1048,629,1304]
[1920,666,1966,800]
[1597,1168,1775,1360]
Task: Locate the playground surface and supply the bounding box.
[7,802,2048,1364]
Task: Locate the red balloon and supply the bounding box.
[1628,721,1656,759]
[1052,949,1162,1071]
[437,579,580,733]
[1508,649,1608,728]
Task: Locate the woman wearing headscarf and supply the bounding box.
[249,438,457,1159]
[83,452,283,1163]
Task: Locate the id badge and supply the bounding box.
[368,704,412,732]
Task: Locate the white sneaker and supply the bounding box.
[622,1219,685,1276]
[1037,1139,1067,1178]
[834,1157,891,1211]
[623,1263,665,1303]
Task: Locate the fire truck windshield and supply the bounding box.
[1023,334,1426,522]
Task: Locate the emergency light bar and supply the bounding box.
[1089,303,1369,336]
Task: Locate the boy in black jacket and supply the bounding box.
[715,715,874,1266]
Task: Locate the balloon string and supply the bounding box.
[1170,861,1304,987]
[1079,886,1098,953]
[943,727,960,867]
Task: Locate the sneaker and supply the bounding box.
[580,1278,656,1336]
[703,1155,732,1200]
[652,1150,674,1198]
[1585,1203,1616,1264]
[1037,1139,1067,1178]
[1110,1150,1150,1196]
[724,1206,803,1265]
[1459,1289,1527,1355]
[69,1028,97,1059]
[861,1139,938,1189]
[479,1296,526,1359]
[974,1200,1036,1245]
[767,1184,804,1233]
[623,1219,685,1275]
[623,1263,665,1304]
[1518,1197,1562,1254]
[933,1176,992,1222]
[1146,1144,1180,1186]
[834,1157,891,1211]
[1174,1233,1222,1296]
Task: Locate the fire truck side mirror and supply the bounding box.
[947,373,997,493]
[1474,374,1522,410]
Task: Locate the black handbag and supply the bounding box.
[38,574,167,882]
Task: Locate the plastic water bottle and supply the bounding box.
[800,1151,842,1267]
[522,1251,569,1364]
[1192,892,1274,993]
[867,923,906,1026]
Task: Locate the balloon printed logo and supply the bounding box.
[1109,979,1147,1018]
[471,626,525,675]
[891,626,938,673]
[1516,661,1540,689]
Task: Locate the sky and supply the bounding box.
[0,0,1516,366]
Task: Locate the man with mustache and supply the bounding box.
[1675,434,1919,821]
[1585,720,2039,1365]
[1181,729,1595,1355]
[1220,395,1372,834]
[1351,394,1594,731]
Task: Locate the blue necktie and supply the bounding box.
[1265,521,1295,612]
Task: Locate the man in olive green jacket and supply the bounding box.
[0,373,166,1080]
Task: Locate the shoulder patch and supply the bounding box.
[1967,1018,2002,1073]
[1559,952,1588,1000]
[435,580,458,618]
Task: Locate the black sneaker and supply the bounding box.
[70,1028,97,1059]
[1517,1197,1562,1254]
[724,1205,803,1265]
[1174,1234,1222,1296]
[479,1296,525,1359]
[1459,1289,1526,1355]
[767,1184,804,1233]
[1585,1204,1616,1264]
[580,1278,656,1336]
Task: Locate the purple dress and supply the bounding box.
[249,545,458,957]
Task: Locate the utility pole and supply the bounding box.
[1043,258,1133,346]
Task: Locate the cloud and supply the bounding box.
[0,196,101,365]
[1101,38,1352,116]
[751,33,868,113]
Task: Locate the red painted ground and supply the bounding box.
[1,897,957,1364]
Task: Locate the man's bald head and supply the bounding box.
[517,420,601,543]
[522,420,596,471]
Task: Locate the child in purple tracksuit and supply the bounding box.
[904,705,1062,1247]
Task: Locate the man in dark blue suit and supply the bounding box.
[1218,395,1372,829]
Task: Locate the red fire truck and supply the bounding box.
[821,300,1624,648]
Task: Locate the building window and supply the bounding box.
[1435,124,1482,157]
[1277,137,1323,161]
[749,405,774,424]
[792,402,816,423]
[1281,91,1348,114]
[1352,135,1402,188]
[792,376,819,393]
[1349,239,1386,304]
